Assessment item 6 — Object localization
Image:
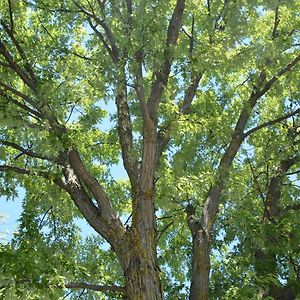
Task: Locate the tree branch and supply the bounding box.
[245,152,266,201]
[0,164,67,191]
[0,279,125,295]
[180,73,203,114]
[65,282,125,294]
[0,39,35,90]
[0,160,124,252]
[244,108,300,137]
[1,21,36,83]
[155,72,203,167]
[272,5,280,39]
[0,80,38,110]
[287,169,300,176]
[0,82,66,136]
[0,91,42,119]
[207,0,211,16]
[283,203,300,213]
[186,204,201,235]
[88,20,117,63]
[115,87,138,187]
[200,53,300,232]
[257,54,300,98]
[0,140,57,163]
[147,0,185,119]
[135,50,150,124]
[74,1,119,63]
[67,149,126,243]
[7,0,14,31]
[157,220,174,242]
[264,156,300,220]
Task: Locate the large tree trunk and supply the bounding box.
[189,229,210,300]
[121,189,163,300]
[120,226,162,300]
[124,248,162,300]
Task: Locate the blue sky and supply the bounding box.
[0,99,128,243]
[0,162,127,243]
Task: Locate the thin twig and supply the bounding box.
[157,220,174,241]
[244,108,300,137]
[38,206,53,230]
[65,282,125,293]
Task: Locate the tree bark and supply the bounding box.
[254,156,299,300]
[123,237,162,300]
[121,198,163,300]
[189,229,210,300]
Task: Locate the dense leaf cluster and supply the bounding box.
[0,0,299,299]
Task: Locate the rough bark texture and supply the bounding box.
[123,229,162,300]
[189,229,210,300]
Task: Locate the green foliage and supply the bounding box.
[0,0,300,298]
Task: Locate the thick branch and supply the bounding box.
[0,161,124,252]
[264,156,299,220]
[67,149,126,240]
[283,203,300,213]
[135,50,150,124]
[68,149,117,216]
[115,89,138,187]
[201,53,300,232]
[180,73,203,114]
[207,0,211,16]
[147,0,185,119]
[272,5,280,39]
[186,204,201,234]
[125,0,133,16]
[7,0,14,31]
[257,54,300,98]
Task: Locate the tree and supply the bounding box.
[0,0,299,299]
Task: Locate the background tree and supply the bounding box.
[0,0,299,299]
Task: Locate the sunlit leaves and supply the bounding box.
[0,0,299,298]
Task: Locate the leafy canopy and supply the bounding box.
[0,0,300,299]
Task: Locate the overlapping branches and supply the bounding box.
[188,52,300,235]
[147,0,185,120]
[73,1,138,187]
[0,5,126,248]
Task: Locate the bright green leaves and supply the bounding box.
[0,0,300,299]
